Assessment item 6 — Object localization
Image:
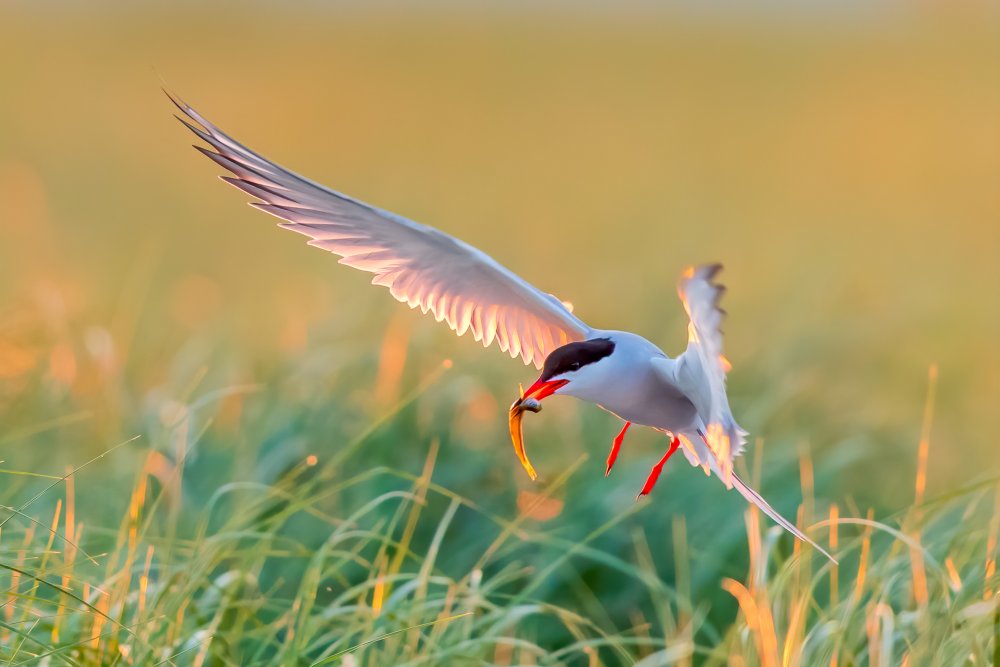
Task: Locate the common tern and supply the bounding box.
[169,92,835,563]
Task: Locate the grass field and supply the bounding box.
[2,3,999,664]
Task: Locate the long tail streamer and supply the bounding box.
[731,472,837,564]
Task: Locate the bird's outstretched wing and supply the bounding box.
[168,92,590,368]
[656,266,836,563]
[674,264,747,488]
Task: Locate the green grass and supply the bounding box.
[1,347,998,665]
[2,3,999,664]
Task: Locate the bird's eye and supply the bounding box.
[569,362,580,371]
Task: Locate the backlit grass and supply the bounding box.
[1,349,997,664]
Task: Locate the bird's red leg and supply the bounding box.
[605,421,631,477]
[637,436,681,498]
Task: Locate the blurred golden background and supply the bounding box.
[2,4,1000,663]
[3,3,997,491]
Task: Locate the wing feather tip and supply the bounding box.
[164,88,195,118]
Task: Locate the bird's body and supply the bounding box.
[560,331,698,434]
[168,91,835,563]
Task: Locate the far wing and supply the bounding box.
[168,92,590,368]
[674,264,747,488]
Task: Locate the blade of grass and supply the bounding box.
[0,435,140,531]
[310,611,473,665]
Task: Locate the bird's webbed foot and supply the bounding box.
[637,436,681,499]
[605,421,631,477]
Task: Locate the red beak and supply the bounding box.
[522,378,569,401]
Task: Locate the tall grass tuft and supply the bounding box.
[1,358,997,665]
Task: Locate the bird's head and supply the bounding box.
[522,337,617,403]
[508,338,616,479]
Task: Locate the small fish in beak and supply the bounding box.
[508,394,543,481]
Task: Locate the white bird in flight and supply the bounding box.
[168,92,835,563]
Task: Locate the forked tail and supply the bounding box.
[731,472,837,564]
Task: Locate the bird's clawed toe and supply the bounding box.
[605,421,631,477]
[636,436,681,499]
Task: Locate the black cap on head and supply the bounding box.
[539,338,615,382]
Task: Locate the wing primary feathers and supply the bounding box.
[168,90,589,368]
[674,264,747,486]
[220,177,294,205]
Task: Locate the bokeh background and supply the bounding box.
[1,1,999,664]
